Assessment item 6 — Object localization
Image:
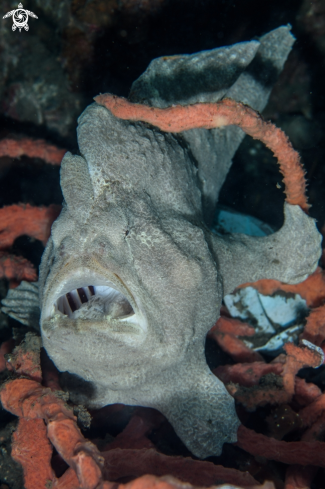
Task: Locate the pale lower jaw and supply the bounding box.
[40,318,149,395]
[41,312,146,343]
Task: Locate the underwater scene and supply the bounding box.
[1,0,325,488]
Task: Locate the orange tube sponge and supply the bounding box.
[227,343,322,410]
[0,252,37,283]
[0,378,104,488]
[241,267,325,309]
[302,305,325,347]
[0,138,66,165]
[0,204,61,249]
[294,377,322,406]
[0,335,105,489]
[208,316,263,363]
[12,418,54,489]
[237,425,325,467]
[1,333,282,489]
[214,362,283,388]
[282,343,322,398]
[0,203,61,285]
[95,94,308,212]
[102,448,260,488]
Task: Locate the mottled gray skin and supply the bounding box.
[129,26,296,225]
[39,110,238,458]
[3,26,323,459]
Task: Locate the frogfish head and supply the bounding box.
[39,102,220,406]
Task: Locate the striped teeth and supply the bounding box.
[55,285,134,320]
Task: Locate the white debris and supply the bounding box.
[254,324,304,352]
[224,287,276,334]
[224,286,309,354]
[258,293,308,326]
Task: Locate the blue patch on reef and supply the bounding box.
[213,206,274,237]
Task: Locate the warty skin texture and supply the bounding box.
[38,102,321,459]
[39,109,241,457]
[3,26,322,459]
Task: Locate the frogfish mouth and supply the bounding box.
[2,26,323,459]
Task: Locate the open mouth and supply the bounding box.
[41,268,147,338]
[55,284,135,321]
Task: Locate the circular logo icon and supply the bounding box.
[3,3,38,33]
[12,8,29,31]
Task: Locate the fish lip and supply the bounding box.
[42,315,144,343]
[41,266,146,334]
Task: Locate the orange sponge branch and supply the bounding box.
[0,203,61,285]
[95,94,308,212]
[0,138,66,166]
[0,203,61,249]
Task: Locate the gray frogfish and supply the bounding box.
[2,26,322,459]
